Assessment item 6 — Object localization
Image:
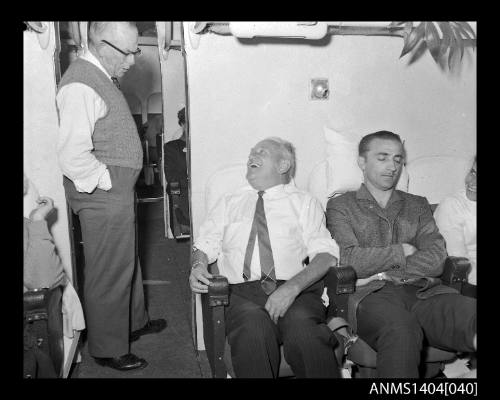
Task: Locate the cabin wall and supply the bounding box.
[120,26,186,143]
[24,25,73,282]
[183,23,476,349]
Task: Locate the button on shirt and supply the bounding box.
[195,183,339,284]
[56,50,112,193]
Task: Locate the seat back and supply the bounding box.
[407,155,471,205]
[147,92,163,122]
[308,127,409,210]
[123,92,143,130]
[205,164,248,215]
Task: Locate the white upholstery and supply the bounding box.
[308,126,410,210]
[407,155,471,205]
[147,92,163,114]
[308,153,472,210]
[204,164,248,214]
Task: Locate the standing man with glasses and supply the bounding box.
[189,137,341,378]
[56,22,166,371]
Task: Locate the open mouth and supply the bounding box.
[467,185,477,192]
[248,161,261,169]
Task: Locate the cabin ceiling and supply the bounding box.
[58,21,158,39]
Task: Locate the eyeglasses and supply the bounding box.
[101,40,141,57]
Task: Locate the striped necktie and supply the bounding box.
[242,191,277,295]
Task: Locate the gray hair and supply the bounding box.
[264,136,296,182]
[88,22,137,46]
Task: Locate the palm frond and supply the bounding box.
[392,21,476,70]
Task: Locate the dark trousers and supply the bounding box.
[63,166,149,357]
[225,280,340,378]
[356,282,476,378]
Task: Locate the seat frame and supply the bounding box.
[328,256,471,378]
[201,256,470,378]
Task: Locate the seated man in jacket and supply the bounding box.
[189,137,341,378]
[326,131,476,378]
[435,156,476,298]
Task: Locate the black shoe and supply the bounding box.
[94,353,148,371]
[130,318,167,342]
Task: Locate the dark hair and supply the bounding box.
[358,130,403,156]
[177,107,186,126]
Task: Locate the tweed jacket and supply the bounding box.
[326,184,457,331]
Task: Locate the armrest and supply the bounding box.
[169,181,181,195]
[24,286,64,377]
[207,275,229,307]
[201,274,229,378]
[441,256,471,293]
[324,266,357,322]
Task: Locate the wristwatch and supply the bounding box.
[377,273,384,281]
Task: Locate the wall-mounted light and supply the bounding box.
[311,79,329,100]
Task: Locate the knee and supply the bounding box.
[228,309,274,346]
[379,315,424,346]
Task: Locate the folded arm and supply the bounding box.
[326,206,406,278]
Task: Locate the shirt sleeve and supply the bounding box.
[24,218,67,291]
[193,195,227,264]
[301,195,339,261]
[434,197,468,259]
[326,201,406,278]
[56,83,109,193]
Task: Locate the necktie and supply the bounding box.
[111,77,121,90]
[242,191,277,295]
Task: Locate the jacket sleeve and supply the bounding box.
[326,201,406,278]
[404,200,447,277]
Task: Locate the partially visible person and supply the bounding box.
[163,107,189,228]
[435,156,476,296]
[24,173,67,292]
[326,131,476,378]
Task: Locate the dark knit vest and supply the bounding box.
[58,58,143,170]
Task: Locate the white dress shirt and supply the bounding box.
[434,189,477,285]
[195,183,339,284]
[56,50,112,193]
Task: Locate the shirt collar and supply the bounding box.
[80,49,112,80]
[356,183,403,205]
[244,183,289,198]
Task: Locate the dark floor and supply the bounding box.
[70,185,211,378]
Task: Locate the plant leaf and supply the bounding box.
[452,24,465,60]
[400,22,425,58]
[408,40,428,65]
[424,22,441,62]
[457,21,476,40]
[437,22,453,57]
[388,21,406,28]
[448,36,457,69]
[452,21,472,40]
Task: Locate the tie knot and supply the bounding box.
[258,191,265,198]
[111,77,120,89]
